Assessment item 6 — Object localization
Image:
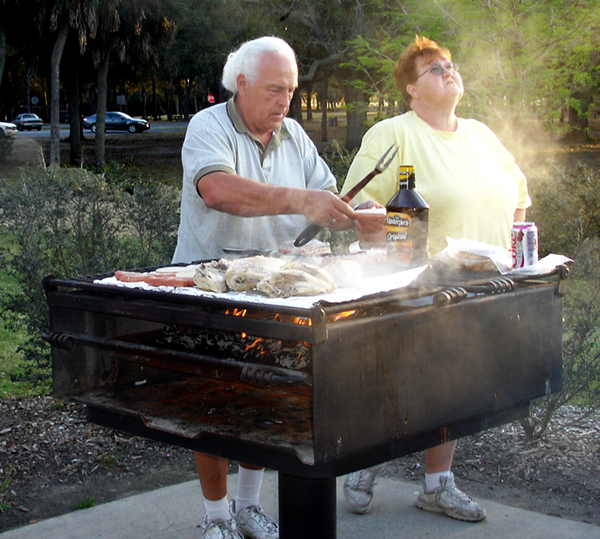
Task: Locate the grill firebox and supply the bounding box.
[43,263,568,538]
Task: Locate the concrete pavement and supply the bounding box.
[1,472,598,539]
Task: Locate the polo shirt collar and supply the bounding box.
[227,97,291,151]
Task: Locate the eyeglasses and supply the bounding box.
[417,62,459,79]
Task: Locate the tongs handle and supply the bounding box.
[293,143,398,247]
[293,223,325,248]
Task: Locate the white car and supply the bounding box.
[0,121,18,137]
[13,113,43,131]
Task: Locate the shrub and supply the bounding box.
[528,162,600,259]
[0,166,180,384]
[0,136,14,162]
[521,163,600,438]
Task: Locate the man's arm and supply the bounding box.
[197,171,355,229]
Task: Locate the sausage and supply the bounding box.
[114,270,195,287]
[145,273,195,287]
[114,270,148,282]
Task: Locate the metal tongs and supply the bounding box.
[293,143,399,247]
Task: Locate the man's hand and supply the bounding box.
[300,190,355,230]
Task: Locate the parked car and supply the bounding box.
[82,112,150,133]
[0,121,18,137]
[13,113,43,131]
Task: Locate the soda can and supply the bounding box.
[510,222,538,268]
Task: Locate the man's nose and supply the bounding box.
[280,90,294,106]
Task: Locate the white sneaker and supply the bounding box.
[200,515,244,539]
[230,500,278,539]
[343,465,385,514]
[415,472,486,522]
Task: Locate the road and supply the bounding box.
[15,121,188,140]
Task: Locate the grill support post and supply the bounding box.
[278,473,336,539]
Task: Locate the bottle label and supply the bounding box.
[386,211,413,263]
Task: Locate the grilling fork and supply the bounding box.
[293,143,399,247]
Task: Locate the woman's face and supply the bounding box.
[409,54,464,109]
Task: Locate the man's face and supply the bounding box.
[236,52,298,137]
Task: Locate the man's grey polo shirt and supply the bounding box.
[173,99,337,262]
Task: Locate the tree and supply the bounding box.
[432,0,600,133]
[85,0,178,168]
[43,0,107,168]
[254,0,448,150]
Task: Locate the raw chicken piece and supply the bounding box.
[257,269,335,298]
[225,256,286,291]
[193,259,232,293]
[284,261,336,293]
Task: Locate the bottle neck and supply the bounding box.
[399,172,416,190]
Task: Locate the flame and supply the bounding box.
[329,309,358,322]
[223,308,312,326]
[280,314,312,326]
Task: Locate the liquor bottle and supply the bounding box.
[385,165,429,265]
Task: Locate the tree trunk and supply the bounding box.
[141,84,147,119]
[49,23,69,168]
[320,70,328,142]
[0,27,6,91]
[183,79,191,121]
[336,70,369,151]
[66,70,83,167]
[289,89,302,124]
[166,85,173,121]
[345,107,367,151]
[95,54,110,169]
[152,74,159,120]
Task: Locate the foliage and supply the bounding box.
[0,465,14,512]
[519,162,600,438]
[0,165,180,385]
[528,162,600,259]
[337,0,451,110]
[319,140,360,251]
[0,137,14,162]
[520,239,600,439]
[4,0,600,144]
[75,497,96,510]
[435,0,600,130]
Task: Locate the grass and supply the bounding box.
[74,497,96,510]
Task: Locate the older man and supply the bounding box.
[172,36,360,539]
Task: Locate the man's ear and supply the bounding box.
[237,74,247,94]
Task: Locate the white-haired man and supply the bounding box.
[172,36,367,539]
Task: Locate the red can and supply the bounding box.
[511,222,538,268]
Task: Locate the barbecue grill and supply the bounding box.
[43,260,569,539]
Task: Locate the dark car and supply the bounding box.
[82,111,150,134]
[13,113,43,131]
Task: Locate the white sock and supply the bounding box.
[425,470,453,492]
[204,496,230,522]
[235,466,264,510]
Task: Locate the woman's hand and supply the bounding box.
[353,201,387,248]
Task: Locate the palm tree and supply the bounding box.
[87,0,178,168]
[37,0,106,167]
